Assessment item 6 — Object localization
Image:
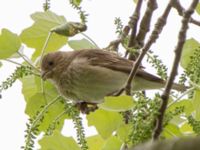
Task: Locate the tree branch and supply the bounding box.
[106,0,143,51]
[153,0,199,140]
[122,0,173,95]
[172,0,200,27]
[127,0,143,48]
[135,0,158,48]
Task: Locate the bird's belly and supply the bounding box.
[57,66,127,103]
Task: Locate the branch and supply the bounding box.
[115,0,173,96]
[172,0,200,27]
[135,0,158,48]
[106,0,143,51]
[127,0,143,48]
[153,0,199,140]
[17,51,40,73]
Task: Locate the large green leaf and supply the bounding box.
[117,123,131,142]
[180,38,200,69]
[102,136,122,150]
[22,75,67,132]
[192,90,200,120]
[99,96,135,112]
[21,75,38,102]
[20,11,68,59]
[39,130,80,150]
[87,135,105,150]
[0,29,21,59]
[163,123,182,138]
[87,109,123,139]
[180,122,194,135]
[68,38,97,50]
[167,99,194,116]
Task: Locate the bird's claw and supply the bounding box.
[75,102,98,114]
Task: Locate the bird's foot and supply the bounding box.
[75,102,98,114]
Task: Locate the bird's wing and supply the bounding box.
[77,49,164,83]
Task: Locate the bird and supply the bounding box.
[41,49,186,113]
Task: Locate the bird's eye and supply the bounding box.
[48,61,54,66]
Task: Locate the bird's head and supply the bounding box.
[41,51,65,80]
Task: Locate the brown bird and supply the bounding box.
[41,49,186,113]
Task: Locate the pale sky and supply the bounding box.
[0,0,200,149]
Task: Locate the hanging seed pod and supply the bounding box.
[51,22,87,37]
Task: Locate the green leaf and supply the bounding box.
[181,38,200,68]
[163,123,182,138]
[25,92,67,132]
[20,11,67,59]
[99,96,135,112]
[180,122,194,135]
[20,75,38,102]
[102,136,122,150]
[87,135,105,150]
[117,123,131,142]
[167,99,194,116]
[0,29,21,59]
[39,130,80,150]
[87,109,123,139]
[71,0,82,6]
[196,3,200,15]
[192,90,200,120]
[68,38,97,50]
[22,75,67,132]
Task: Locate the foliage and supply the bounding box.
[1,1,200,150]
[128,93,161,145]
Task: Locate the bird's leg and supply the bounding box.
[75,102,98,114]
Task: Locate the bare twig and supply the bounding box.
[153,0,199,140]
[106,0,143,51]
[117,0,173,96]
[17,51,40,73]
[172,0,200,27]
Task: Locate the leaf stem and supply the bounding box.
[167,87,195,108]
[17,51,40,73]
[4,59,40,77]
[80,32,100,48]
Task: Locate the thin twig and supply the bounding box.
[5,59,25,66]
[153,0,199,140]
[39,32,52,65]
[39,32,53,95]
[115,0,173,96]
[167,87,195,108]
[80,33,100,48]
[172,0,200,27]
[17,51,40,73]
[106,0,143,52]
[4,59,41,77]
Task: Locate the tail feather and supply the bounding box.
[172,83,188,92]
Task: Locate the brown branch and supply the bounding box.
[153,0,199,140]
[135,0,158,48]
[106,0,143,52]
[121,0,173,95]
[127,0,143,48]
[172,0,200,27]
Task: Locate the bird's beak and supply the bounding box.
[41,71,48,81]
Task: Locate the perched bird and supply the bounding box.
[41,49,186,112]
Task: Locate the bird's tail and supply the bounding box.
[172,83,188,92]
